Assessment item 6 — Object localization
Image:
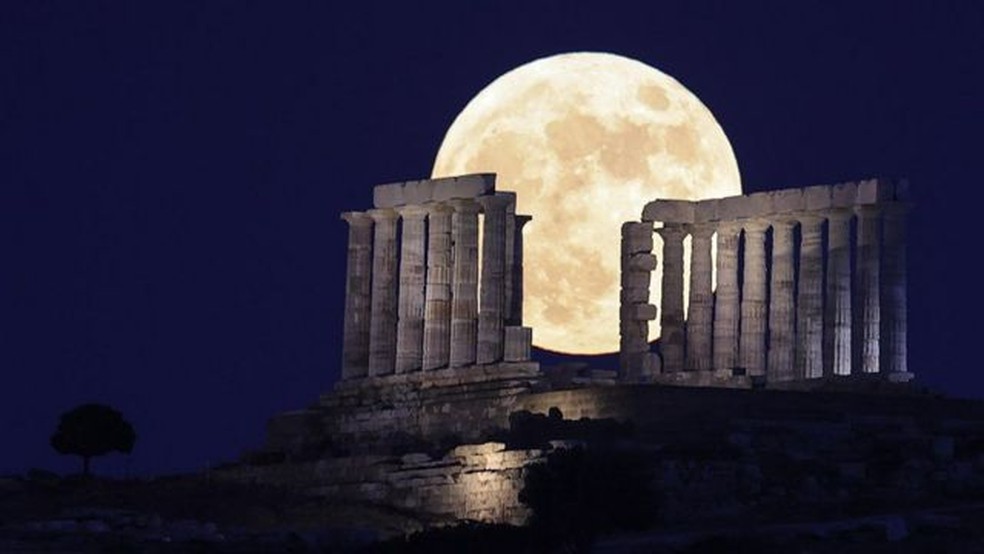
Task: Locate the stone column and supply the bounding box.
[394,206,427,373]
[657,224,686,372]
[477,194,511,364]
[713,223,741,371]
[449,199,481,367]
[882,204,911,381]
[422,203,454,370]
[767,219,796,382]
[340,212,373,380]
[504,194,517,326]
[796,215,824,379]
[508,215,531,326]
[367,208,399,377]
[855,205,881,374]
[620,221,656,381]
[739,221,769,376]
[824,210,852,376]
[685,224,714,371]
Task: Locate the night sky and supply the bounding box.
[2,1,982,476]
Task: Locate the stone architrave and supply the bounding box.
[824,210,852,376]
[713,223,741,371]
[367,208,400,376]
[686,224,714,371]
[508,215,531,326]
[657,224,687,372]
[855,205,881,374]
[882,204,910,380]
[340,212,373,380]
[739,221,769,376]
[767,219,796,381]
[395,206,427,373]
[422,203,454,370]
[449,199,481,367]
[477,194,512,364]
[795,215,824,379]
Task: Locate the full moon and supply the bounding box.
[432,52,741,354]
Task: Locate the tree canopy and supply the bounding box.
[50,403,136,476]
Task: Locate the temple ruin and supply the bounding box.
[339,173,535,381]
[620,177,912,386]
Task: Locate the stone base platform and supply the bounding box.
[267,362,542,457]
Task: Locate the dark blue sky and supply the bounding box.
[2,1,982,476]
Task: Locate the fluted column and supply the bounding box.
[340,212,373,380]
[855,206,880,374]
[477,194,511,364]
[739,221,769,376]
[713,223,741,371]
[882,204,910,380]
[422,203,454,370]
[796,215,824,379]
[767,219,796,381]
[685,224,714,371]
[657,224,686,372]
[508,215,531,326]
[449,199,481,367]
[394,206,427,373]
[367,208,399,376]
[824,210,852,376]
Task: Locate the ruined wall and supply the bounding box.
[223,442,543,526]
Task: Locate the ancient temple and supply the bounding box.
[339,173,534,380]
[620,177,912,386]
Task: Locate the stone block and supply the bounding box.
[804,185,832,211]
[772,189,805,213]
[716,195,759,220]
[620,285,650,304]
[504,326,532,362]
[642,200,695,223]
[373,182,405,208]
[621,222,654,253]
[620,269,651,290]
[694,198,718,222]
[629,253,658,271]
[831,181,858,208]
[621,303,658,321]
[403,179,436,205]
[433,173,497,202]
[856,178,893,204]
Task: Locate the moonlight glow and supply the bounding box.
[433,52,741,354]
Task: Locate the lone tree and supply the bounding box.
[50,403,136,476]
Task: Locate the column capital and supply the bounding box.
[687,222,716,239]
[476,193,514,212]
[825,208,853,224]
[716,221,743,235]
[367,207,399,222]
[853,204,881,218]
[448,198,482,214]
[742,219,771,234]
[396,204,429,219]
[425,202,455,216]
[771,217,797,231]
[341,211,373,226]
[655,223,688,241]
[516,214,533,227]
[796,213,826,228]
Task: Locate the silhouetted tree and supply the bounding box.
[50,403,136,476]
